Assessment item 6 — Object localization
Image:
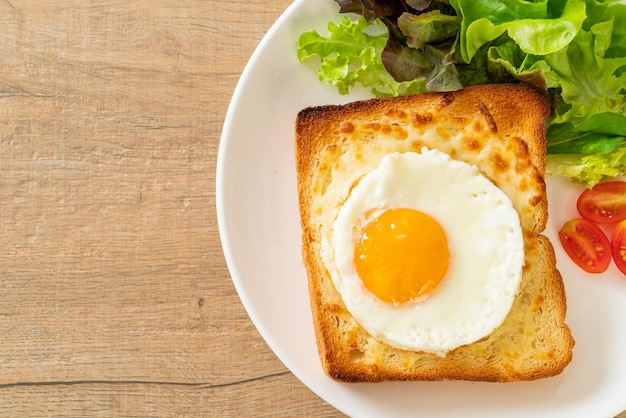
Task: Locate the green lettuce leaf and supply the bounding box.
[605,3,626,58]
[450,0,587,63]
[546,143,626,186]
[574,111,626,135]
[545,26,626,124]
[297,16,428,96]
[547,131,624,154]
[397,10,461,51]
[485,38,559,90]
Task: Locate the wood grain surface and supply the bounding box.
[0,0,342,416]
[0,1,623,417]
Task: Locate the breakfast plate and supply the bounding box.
[216,0,626,417]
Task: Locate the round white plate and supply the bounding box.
[216,1,626,417]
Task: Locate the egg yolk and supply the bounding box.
[354,208,449,305]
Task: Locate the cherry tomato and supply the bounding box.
[559,218,612,273]
[611,220,626,275]
[577,180,626,224]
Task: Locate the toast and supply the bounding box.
[295,83,574,382]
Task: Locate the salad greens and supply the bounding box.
[297,17,429,96]
[297,0,626,186]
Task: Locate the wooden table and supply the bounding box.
[0,1,623,416]
[0,0,339,415]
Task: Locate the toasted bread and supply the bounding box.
[295,83,574,382]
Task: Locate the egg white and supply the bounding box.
[320,148,524,355]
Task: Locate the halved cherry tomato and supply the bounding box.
[611,220,626,275]
[577,180,626,224]
[559,218,612,273]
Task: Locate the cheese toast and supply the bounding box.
[295,83,574,382]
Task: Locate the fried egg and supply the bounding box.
[320,148,524,355]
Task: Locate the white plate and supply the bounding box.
[216,1,626,417]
